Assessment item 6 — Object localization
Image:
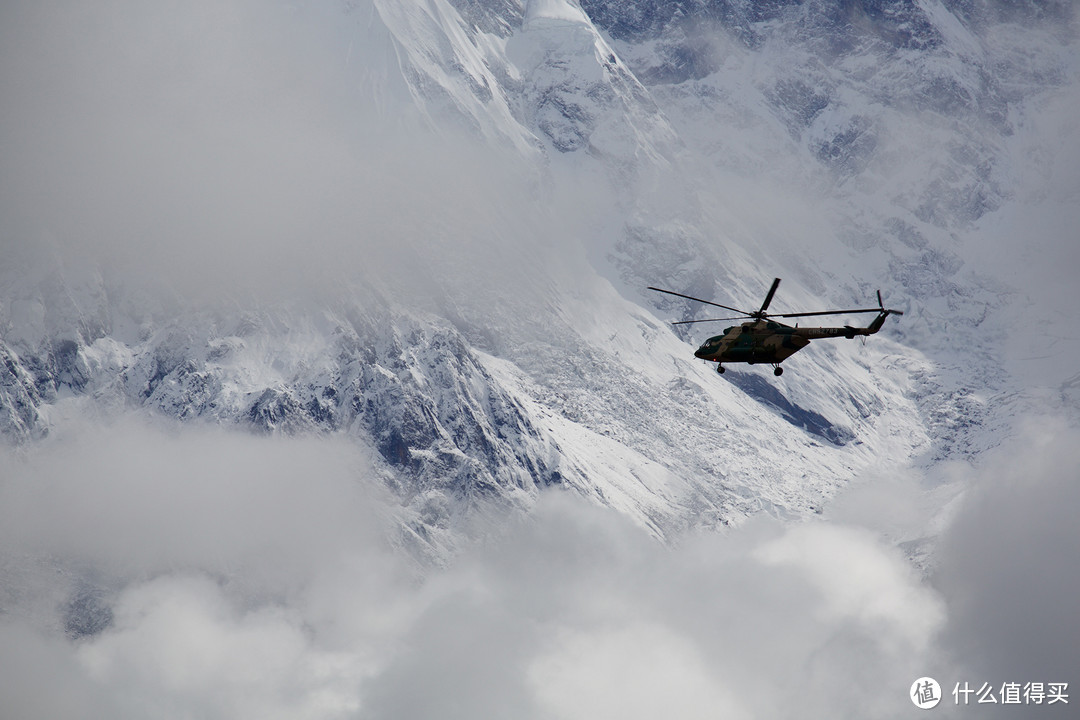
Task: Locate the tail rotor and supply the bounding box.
[877,289,904,317]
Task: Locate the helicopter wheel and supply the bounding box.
[773,366,783,376]
[716,364,726,374]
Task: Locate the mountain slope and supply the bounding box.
[1,0,1076,549]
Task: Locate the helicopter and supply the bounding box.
[649,278,903,376]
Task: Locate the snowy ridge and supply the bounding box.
[523,0,591,30]
[0,256,929,546]
[511,0,678,163]
[371,0,539,153]
[1,0,1077,552]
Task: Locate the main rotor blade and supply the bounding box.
[647,287,750,315]
[757,278,781,315]
[771,307,884,319]
[672,316,749,325]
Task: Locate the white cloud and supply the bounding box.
[360,494,946,720]
[0,422,949,719]
[0,622,125,720]
[0,419,389,586]
[756,522,945,653]
[77,574,362,720]
[933,417,1080,716]
[0,420,400,718]
[529,621,751,720]
[4,416,1079,718]
[0,0,560,315]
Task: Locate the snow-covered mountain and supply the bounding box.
[3,2,1079,717]
[1,0,1077,549]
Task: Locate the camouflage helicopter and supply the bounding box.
[649,278,903,376]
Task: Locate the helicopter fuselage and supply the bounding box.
[694,313,891,366]
[649,278,902,375]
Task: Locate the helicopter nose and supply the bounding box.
[694,346,706,359]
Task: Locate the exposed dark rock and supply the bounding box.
[64,585,114,640]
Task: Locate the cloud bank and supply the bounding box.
[0,0,567,315]
[0,420,402,719]
[2,415,1078,718]
[933,417,1080,717]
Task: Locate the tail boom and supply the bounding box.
[797,308,902,340]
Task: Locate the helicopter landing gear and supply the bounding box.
[716,364,726,374]
[773,365,784,376]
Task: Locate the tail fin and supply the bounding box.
[866,290,904,334]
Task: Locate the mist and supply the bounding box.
[934,417,1080,716]
[1,415,1076,718]
[1,419,938,719]
[0,0,575,316]
[5,0,1073,353]
[2,0,1079,717]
